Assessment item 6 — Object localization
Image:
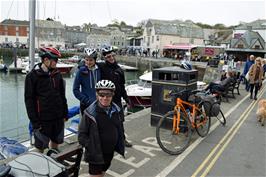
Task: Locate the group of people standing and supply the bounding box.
[24,46,132,176]
[242,55,266,100]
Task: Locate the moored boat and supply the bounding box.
[126,72,152,108]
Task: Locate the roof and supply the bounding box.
[146,19,204,38]
[235,19,266,30]
[36,20,64,29]
[0,19,29,26]
[89,28,111,35]
[231,30,265,49]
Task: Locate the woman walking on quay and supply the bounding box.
[248,57,264,100]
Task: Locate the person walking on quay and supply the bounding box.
[248,57,264,100]
[242,55,255,91]
[24,47,68,153]
[262,59,266,78]
[98,45,132,147]
[73,48,101,115]
[78,80,125,177]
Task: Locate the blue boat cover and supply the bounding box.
[28,106,80,138]
[67,106,80,119]
[0,137,28,159]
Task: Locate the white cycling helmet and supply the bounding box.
[95,80,116,91]
[101,45,113,56]
[181,60,192,70]
[84,48,97,60]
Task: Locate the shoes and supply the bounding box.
[250,94,253,99]
[254,96,257,100]
[124,140,132,147]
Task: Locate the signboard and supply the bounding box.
[204,48,214,55]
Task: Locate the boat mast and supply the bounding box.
[29,0,36,70]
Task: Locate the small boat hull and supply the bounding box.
[128,96,151,108]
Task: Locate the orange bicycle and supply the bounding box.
[156,90,212,155]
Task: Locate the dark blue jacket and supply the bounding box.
[78,101,125,164]
[243,60,254,75]
[73,65,101,107]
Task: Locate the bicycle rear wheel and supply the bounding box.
[156,111,192,155]
[216,110,226,126]
[195,102,211,137]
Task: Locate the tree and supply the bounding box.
[120,21,127,27]
[46,18,54,21]
[213,23,226,29]
[111,19,120,26]
[82,23,92,32]
[137,20,147,28]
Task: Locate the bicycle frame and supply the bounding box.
[172,97,206,134]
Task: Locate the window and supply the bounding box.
[237,44,244,48]
[114,37,116,40]
[121,42,123,46]
[16,26,19,31]
[254,45,260,49]
[117,42,120,45]
[157,35,159,41]
[5,37,8,42]
[4,26,7,30]
[16,38,19,42]
[16,32,19,36]
[113,42,116,45]
[152,36,154,43]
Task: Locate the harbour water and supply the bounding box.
[0,69,140,142]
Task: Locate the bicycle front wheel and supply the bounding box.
[156,111,192,155]
[216,109,226,126]
[195,102,211,137]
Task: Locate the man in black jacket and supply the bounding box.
[98,46,132,147]
[24,47,68,153]
[78,80,125,176]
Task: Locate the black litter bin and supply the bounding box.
[151,66,198,126]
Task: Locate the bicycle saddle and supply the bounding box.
[0,164,11,177]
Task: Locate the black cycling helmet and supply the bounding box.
[84,48,97,60]
[95,80,116,91]
[181,60,192,70]
[101,45,113,56]
[39,47,61,60]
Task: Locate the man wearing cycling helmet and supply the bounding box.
[98,45,132,147]
[78,80,125,176]
[24,47,68,153]
[73,48,101,115]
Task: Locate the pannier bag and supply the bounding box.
[201,95,220,117]
[8,152,67,177]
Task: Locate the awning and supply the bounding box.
[225,48,266,53]
[163,44,197,50]
[74,42,86,47]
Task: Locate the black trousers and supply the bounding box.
[250,83,260,97]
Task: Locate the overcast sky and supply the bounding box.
[1,0,265,27]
